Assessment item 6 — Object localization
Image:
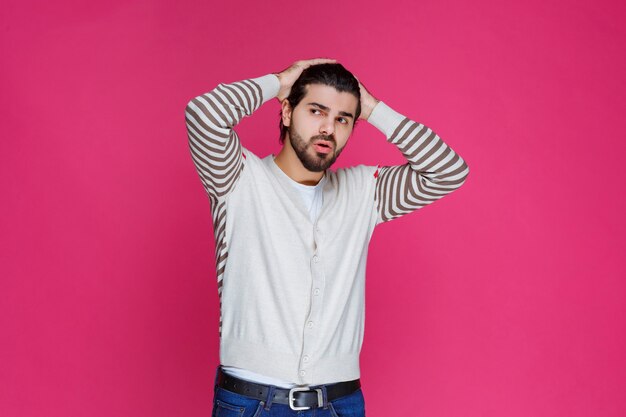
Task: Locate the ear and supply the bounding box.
[281,99,293,128]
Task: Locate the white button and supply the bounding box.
[303,355,309,362]
[313,256,319,263]
[300,370,306,376]
[314,288,320,295]
[307,321,314,328]
[316,226,321,232]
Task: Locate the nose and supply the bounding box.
[319,116,335,137]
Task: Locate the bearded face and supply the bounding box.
[287,119,346,172]
[284,84,358,172]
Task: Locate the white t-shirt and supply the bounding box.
[287,171,325,224]
[221,168,326,388]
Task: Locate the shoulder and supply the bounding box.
[239,146,276,181]
[327,164,381,195]
[241,145,258,160]
[331,164,381,183]
[240,146,265,166]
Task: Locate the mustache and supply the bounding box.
[311,135,335,143]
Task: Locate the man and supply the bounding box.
[185,58,470,416]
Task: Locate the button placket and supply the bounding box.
[298,223,326,385]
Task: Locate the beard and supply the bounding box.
[288,122,345,172]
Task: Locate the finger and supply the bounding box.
[315,58,337,64]
[308,57,336,62]
[303,58,337,66]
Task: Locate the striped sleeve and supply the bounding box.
[368,101,470,225]
[184,73,280,204]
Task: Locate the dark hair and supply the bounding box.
[278,63,361,144]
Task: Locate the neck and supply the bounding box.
[273,140,325,186]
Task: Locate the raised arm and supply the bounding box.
[185,59,338,206]
[184,73,280,204]
[356,80,470,225]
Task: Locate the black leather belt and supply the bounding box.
[215,366,360,411]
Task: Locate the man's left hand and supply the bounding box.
[355,76,380,121]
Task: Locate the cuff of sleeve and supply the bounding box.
[251,73,281,105]
[367,101,407,139]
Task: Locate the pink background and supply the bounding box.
[2,0,625,416]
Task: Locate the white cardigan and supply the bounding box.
[185,73,469,386]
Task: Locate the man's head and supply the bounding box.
[278,63,361,172]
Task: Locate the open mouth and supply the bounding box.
[313,141,333,154]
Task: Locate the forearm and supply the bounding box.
[185,73,279,133]
[369,101,470,223]
[369,101,469,183]
[184,73,280,202]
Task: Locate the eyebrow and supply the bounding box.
[306,102,354,119]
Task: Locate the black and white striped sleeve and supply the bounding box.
[184,73,280,205]
[369,101,470,225]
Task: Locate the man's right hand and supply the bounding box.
[273,58,337,102]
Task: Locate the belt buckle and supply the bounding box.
[288,387,323,411]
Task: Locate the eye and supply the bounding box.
[338,117,348,124]
[311,109,322,115]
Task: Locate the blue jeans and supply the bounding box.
[211,366,366,417]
